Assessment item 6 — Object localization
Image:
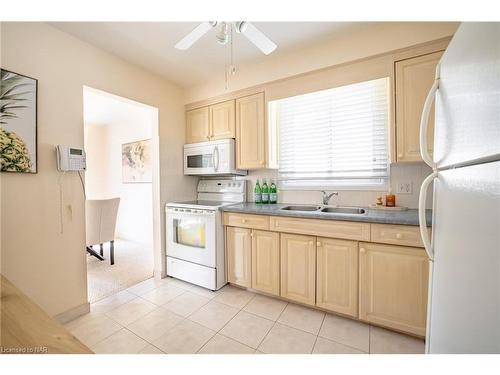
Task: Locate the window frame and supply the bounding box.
[270,77,391,191]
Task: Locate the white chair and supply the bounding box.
[86,198,120,265]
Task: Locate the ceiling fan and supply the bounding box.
[175,22,277,55]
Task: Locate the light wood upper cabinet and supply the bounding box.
[359,242,429,336]
[236,93,266,169]
[280,233,316,306]
[226,226,252,288]
[395,51,443,162]
[251,230,280,296]
[316,238,359,318]
[210,100,235,140]
[186,107,210,143]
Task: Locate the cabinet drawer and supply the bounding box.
[269,216,370,241]
[223,213,269,230]
[371,224,429,248]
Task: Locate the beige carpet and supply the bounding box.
[87,239,154,303]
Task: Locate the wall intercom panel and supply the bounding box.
[56,145,86,171]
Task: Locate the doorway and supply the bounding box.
[83,87,160,303]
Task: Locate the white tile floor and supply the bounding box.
[66,277,425,354]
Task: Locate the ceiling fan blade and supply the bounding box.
[175,22,215,50]
[242,23,277,55]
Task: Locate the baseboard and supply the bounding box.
[54,302,90,324]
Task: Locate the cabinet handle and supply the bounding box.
[360,248,366,253]
[241,219,246,223]
[398,153,403,158]
[250,232,254,237]
[317,242,322,247]
[206,135,210,140]
[396,233,403,239]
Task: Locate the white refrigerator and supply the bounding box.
[418,23,500,354]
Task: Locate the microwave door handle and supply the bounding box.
[211,147,216,171]
[214,145,220,171]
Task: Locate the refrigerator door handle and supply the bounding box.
[419,171,438,261]
[419,64,440,169]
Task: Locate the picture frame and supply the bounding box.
[0,68,38,174]
[121,138,152,183]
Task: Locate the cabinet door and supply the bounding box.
[226,226,252,288]
[210,100,235,140]
[280,233,316,306]
[316,238,358,318]
[251,230,280,296]
[359,242,429,336]
[236,93,266,169]
[186,107,210,143]
[395,51,443,162]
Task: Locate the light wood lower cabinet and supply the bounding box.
[280,233,316,306]
[316,238,359,318]
[224,215,430,336]
[358,242,429,336]
[226,226,252,288]
[251,230,280,296]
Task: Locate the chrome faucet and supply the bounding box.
[321,191,338,205]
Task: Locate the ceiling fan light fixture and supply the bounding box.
[216,23,230,45]
[234,21,247,33]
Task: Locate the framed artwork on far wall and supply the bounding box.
[122,138,152,183]
[0,69,38,173]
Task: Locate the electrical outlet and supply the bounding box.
[397,182,412,194]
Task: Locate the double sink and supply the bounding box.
[280,205,366,215]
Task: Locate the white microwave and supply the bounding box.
[183,139,247,176]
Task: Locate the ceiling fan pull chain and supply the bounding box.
[230,24,236,76]
[224,39,229,90]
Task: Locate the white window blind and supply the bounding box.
[275,77,390,190]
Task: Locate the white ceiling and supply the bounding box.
[51,22,373,88]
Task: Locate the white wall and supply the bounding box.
[0,22,197,318]
[84,90,155,246]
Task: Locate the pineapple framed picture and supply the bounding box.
[0,69,38,173]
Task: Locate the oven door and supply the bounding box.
[184,144,216,175]
[166,207,216,268]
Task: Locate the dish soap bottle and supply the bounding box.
[269,179,277,204]
[254,179,262,204]
[261,179,269,204]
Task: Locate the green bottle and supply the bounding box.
[269,179,277,204]
[254,179,262,204]
[261,179,269,204]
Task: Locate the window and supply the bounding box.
[273,77,390,190]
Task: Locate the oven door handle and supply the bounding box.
[167,208,215,217]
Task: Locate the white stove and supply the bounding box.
[165,180,246,290]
